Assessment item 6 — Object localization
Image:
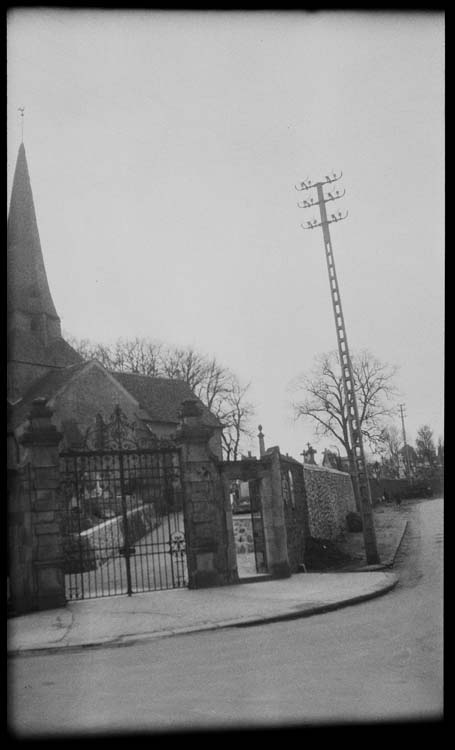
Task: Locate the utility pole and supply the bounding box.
[399,403,411,479]
[295,171,379,564]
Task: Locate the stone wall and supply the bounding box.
[220,452,291,579]
[232,514,254,554]
[65,503,158,572]
[176,401,239,588]
[303,464,356,541]
[8,399,66,613]
[280,458,309,573]
[8,467,34,613]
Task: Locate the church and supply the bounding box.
[7,142,222,461]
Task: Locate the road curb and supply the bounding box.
[388,520,409,567]
[339,520,409,572]
[231,576,399,627]
[7,574,398,658]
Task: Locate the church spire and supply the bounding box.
[7,141,83,403]
[7,142,61,335]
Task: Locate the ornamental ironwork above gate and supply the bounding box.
[73,405,178,453]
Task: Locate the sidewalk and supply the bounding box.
[7,505,407,657]
[337,502,409,571]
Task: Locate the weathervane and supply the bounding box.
[18,107,25,142]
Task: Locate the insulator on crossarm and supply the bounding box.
[326,170,343,184]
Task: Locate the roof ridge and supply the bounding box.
[111,371,186,384]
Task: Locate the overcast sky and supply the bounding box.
[7,9,444,461]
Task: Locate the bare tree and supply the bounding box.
[160,346,211,392]
[65,334,116,369]
[212,378,255,462]
[377,424,401,478]
[290,349,399,463]
[66,334,255,460]
[110,337,163,376]
[194,357,232,412]
[415,424,437,466]
[159,347,255,459]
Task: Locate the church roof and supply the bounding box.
[9,362,221,431]
[8,327,83,368]
[7,143,59,320]
[112,371,221,427]
[43,337,84,367]
[8,362,88,429]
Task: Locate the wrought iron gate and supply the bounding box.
[59,407,188,599]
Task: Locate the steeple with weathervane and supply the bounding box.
[7,111,82,402]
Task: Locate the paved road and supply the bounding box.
[8,497,443,736]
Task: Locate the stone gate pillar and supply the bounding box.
[9,398,66,613]
[176,400,239,588]
[260,447,291,579]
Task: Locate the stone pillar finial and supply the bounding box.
[19,397,63,448]
[179,398,203,418]
[258,424,265,457]
[176,399,214,446]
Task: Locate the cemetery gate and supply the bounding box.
[59,407,188,600]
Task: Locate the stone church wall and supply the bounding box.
[52,365,140,438]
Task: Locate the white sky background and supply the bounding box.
[7,9,444,461]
